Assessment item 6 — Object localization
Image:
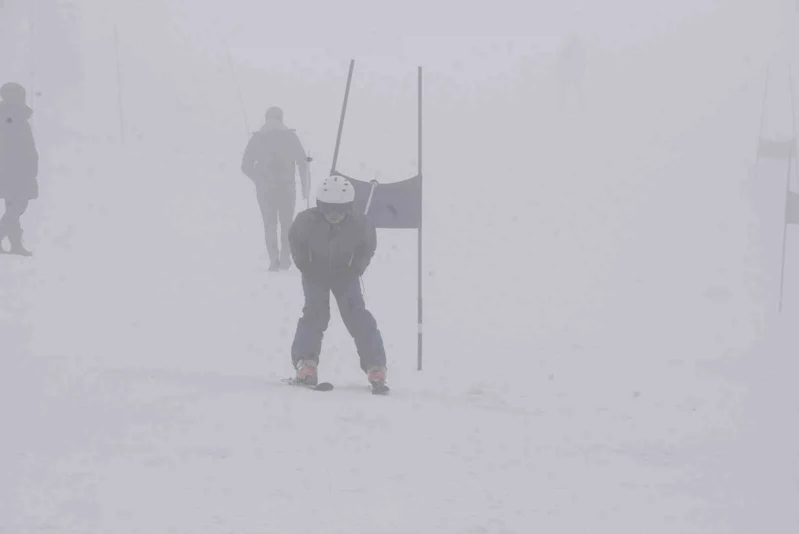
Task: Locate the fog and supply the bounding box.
[2,1,798,532]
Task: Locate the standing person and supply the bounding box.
[288,175,388,392]
[241,106,309,271]
[0,82,38,256]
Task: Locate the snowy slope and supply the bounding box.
[2,0,799,533]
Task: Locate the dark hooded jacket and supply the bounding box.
[288,207,377,285]
[241,118,308,192]
[0,99,39,200]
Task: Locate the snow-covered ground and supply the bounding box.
[2,1,799,532]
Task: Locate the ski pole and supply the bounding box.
[306,151,313,209]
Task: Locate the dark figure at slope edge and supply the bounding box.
[0,82,39,256]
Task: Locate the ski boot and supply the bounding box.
[367,365,389,395]
[294,359,318,386]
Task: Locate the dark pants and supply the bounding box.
[0,199,29,244]
[292,274,387,373]
[256,180,295,265]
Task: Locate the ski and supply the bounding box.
[282,378,334,391]
[281,377,390,395]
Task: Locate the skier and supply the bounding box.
[0,82,38,256]
[241,106,309,271]
[288,175,388,391]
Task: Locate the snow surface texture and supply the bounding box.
[2,1,799,533]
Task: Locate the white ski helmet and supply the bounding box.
[316,175,355,204]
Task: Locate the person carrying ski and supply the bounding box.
[288,175,388,391]
[241,106,309,271]
[0,82,39,256]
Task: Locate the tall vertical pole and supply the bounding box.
[792,63,798,192]
[29,0,36,132]
[779,154,793,312]
[779,64,798,312]
[417,66,424,371]
[757,64,771,166]
[114,25,125,143]
[306,151,313,209]
[330,59,355,174]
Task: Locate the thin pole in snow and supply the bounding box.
[417,65,424,371]
[791,62,798,189]
[778,64,797,312]
[757,64,771,163]
[29,0,36,132]
[331,59,354,175]
[364,176,378,214]
[114,25,125,143]
[306,151,313,209]
[779,153,793,312]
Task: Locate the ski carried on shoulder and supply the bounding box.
[282,377,334,391]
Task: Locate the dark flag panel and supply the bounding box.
[758,138,795,161]
[787,191,799,226]
[344,174,423,229]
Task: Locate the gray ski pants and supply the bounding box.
[291,274,387,372]
[255,180,295,264]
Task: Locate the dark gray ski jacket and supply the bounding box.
[0,100,38,201]
[288,207,377,284]
[241,118,309,192]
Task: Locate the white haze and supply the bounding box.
[2,0,799,532]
